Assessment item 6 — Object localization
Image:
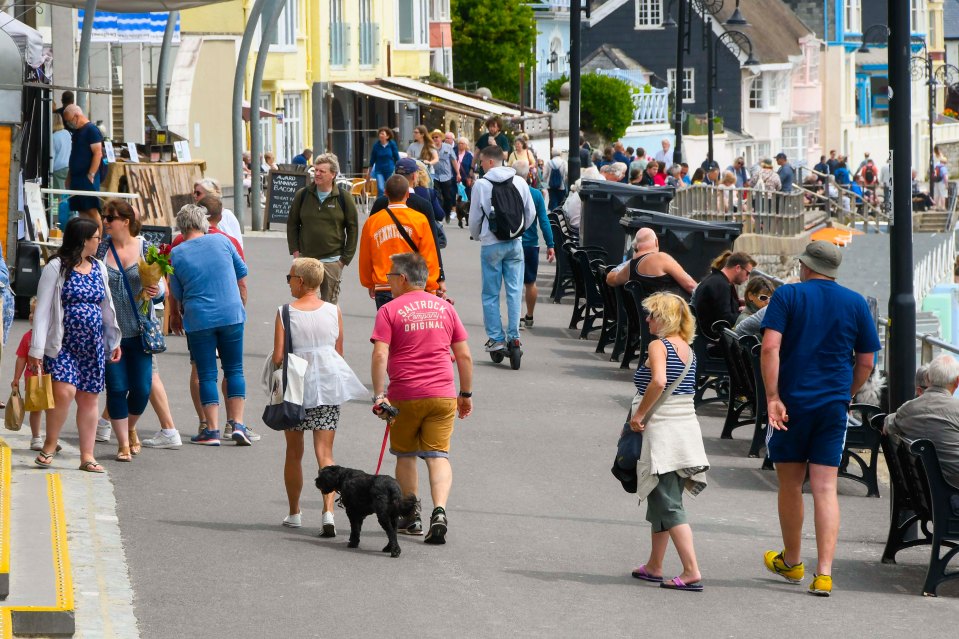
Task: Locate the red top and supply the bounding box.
[16,330,35,377]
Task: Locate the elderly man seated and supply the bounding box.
[606,227,696,299]
[884,355,959,486]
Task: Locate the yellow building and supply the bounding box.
[171,0,431,185]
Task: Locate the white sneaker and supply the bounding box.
[141,430,183,449]
[245,425,261,442]
[222,422,234,439]
[320,511,336,538]
[30,437,43,451]
[282,513,302,528]
[95,420,112,443]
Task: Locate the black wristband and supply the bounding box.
[458,391,472,398]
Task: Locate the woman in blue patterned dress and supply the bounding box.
[30,218,122,473]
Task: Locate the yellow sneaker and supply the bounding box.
[808,574,832,596]
[763,550,804,584]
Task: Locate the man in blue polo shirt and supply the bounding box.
[759,240,880,597]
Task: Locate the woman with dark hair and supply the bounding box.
[367,127,400,197]
[407,125,439,170]
[30,217,122,472]
[100,199,168,460]
[736,276,774,325]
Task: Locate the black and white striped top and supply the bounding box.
[634,339,696,396]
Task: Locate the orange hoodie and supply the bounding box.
[358,204,440,293]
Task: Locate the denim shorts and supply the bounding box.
[766,400,849,467]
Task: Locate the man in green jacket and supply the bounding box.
[287,153,359,304]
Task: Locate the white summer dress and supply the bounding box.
[284,303,367,431]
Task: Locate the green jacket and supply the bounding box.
[286,182,359,264]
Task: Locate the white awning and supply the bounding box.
[335,82,415,102]
[44,0,230,11]
[0,14,44,68]
[381,77,525,117]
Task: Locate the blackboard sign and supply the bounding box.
[267,170,309,226]
[141,225,174,249]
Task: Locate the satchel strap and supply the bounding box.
[384,206,419,253]
[108,240,146,321]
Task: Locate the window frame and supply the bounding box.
[634,0,664,30]
[281,93,303,165]
[396,0,430,49]
[844,0,861,34]
[667,68,695,104]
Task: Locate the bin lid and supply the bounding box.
[622,209,742,233]
[579,179,675,202]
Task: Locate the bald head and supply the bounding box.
[632,228,658,253]
[62,104,88,129]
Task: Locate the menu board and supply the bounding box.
[266,170,308,226]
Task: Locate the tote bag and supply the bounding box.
[262,305,308,430]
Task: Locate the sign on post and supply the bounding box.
[266,170,308,227]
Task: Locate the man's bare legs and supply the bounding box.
[808,463,840,576]
[776,462,807,567]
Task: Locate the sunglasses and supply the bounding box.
[286,274,301,283]
[103,215,117,223]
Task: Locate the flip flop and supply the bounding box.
[34,451,55,468]
[631,565,664,583]
[79,461,105,473]
[660,577,704,592]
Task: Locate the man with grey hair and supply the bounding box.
[287,153,358,304]
[884,355,959,487]
[63,104,104,229]
[371,252,473,543]
[915,363,931,396]
[600,162,627,183]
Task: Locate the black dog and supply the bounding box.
[315,465,418,558]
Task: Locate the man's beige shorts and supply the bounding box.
[389,398,456,458]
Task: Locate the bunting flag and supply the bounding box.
[76,11,180,44]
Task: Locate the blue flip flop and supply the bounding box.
[631,565,664,583]
[660,576,704,592]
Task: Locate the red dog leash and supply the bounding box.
[374,420,391,475]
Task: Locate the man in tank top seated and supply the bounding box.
[606,228,697,300]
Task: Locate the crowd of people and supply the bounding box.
[16,111,959,597]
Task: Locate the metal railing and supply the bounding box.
[795,166,887,228]
[630,88,670,125]
[913,233,956,304]
[669,184,816,236]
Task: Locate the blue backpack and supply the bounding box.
[548,160,564,190]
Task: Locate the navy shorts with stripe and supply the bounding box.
[766,400,849,467]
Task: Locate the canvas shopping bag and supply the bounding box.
[25,371,55,413]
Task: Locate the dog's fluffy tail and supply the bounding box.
[393,493,419,519]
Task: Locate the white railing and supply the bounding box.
[595,68,647,87]
[669,184,814,236]
[535,71,566,112]
[913,233,956,305]
[631,88,670,125]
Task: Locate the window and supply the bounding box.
[781,124,805,165]
[635,0,663,29]
[430,0,450,21]
[911,0,925,34]
[844,0,861,33]
[667,68,694,103]
[270,0,298,48]
[331,0,348,66]
[359,0,377,66]
[398,0,429,47]
[281,93,303,164]
[258,93,273,153]
[749,73,778,110]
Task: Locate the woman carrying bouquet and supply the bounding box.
[99,199,167,461]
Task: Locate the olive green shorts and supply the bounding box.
[645,471,688,533]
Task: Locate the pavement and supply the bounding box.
[0,226,957,638]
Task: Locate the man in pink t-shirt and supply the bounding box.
[371,252,473,545]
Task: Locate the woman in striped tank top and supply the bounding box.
[628,293,709,592]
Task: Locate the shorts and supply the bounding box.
[645,471,687,533]
[291,405,340,431]
[766,400,849,467]
[388,397,456,458]
[523,246,540,284]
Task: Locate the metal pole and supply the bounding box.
[929,55,935,197]
[567,0,582,185]
[76,0,98,113]
[673,0,686,165]
[231,0,270,229]
[888,2,916,412]
[249,0,285,231]
[156,11,178,129]
[706,17,714,166]
[519,62,525,117]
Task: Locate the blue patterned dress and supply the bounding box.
[44,264,107,393]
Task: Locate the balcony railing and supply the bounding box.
[331,21,349,67]
[670,184,816,237]
[359,21,378,66]
[631,88,670,126]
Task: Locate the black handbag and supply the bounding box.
[109,241,166,354]
[262,304,307,430]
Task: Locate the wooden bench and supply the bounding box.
[879,424,959,596]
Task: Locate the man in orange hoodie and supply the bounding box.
[359,175,440,308]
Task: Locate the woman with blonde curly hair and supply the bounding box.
[628,292,709,592]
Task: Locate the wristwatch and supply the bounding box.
[458,391,472,398]
[372,393,386,402]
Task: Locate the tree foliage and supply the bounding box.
[451,0,537,102]
[581,73,634,142]
[543,75,568,113]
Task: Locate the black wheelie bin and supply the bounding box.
[578,180,674,264]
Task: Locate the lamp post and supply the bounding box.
[567,1,584,186]
[704,20,759,165]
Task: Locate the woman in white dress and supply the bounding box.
[274,258,366,537]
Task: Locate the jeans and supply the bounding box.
[372,170,389,197]
[105,336,154,419]
[547,188,567,211]
[436,179,456,216]
[186,322,246,406]
[480,240,524,342]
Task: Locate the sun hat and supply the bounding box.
[798,240,842,278]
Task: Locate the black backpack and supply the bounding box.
[864,167,875,183]
[482,177,528,241]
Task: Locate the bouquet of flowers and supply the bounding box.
[137,244,174,313]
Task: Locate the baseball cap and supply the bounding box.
[775,152,787,160]
[798,240,842,278]
[395,158,418,175]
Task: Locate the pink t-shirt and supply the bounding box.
[370,291,468,401]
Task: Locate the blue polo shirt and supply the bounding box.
[761,279,881,413]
